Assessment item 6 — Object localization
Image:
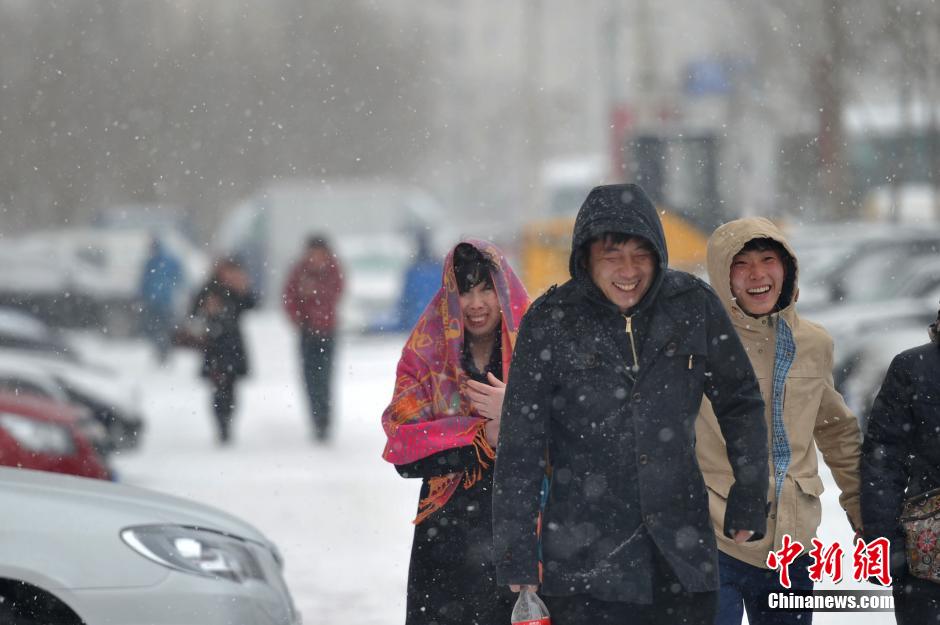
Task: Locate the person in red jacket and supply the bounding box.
[283,235,344,442]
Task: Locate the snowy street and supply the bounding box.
[107,312,417,625]
[4,3,935,624]
[107,309,885,625]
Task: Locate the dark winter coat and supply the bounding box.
[396,346,515,625]
[492,183,768,604]
[861,341,940,581]
[191,282,257,379]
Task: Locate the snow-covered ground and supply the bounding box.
[103,310,888,625]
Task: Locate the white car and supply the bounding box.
[0,467,300,625]
[0,227,209,336]
[839,324,933,428]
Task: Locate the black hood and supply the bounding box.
[569,183,667,311]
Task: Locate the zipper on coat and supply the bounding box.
[688,354,694,369]
[623,314,640,373]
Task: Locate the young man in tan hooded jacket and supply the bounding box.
[696,217,863,624]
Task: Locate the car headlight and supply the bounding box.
[121,525,266,583]
[0,412,75,455]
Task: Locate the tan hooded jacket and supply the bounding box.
[696,217,862,568]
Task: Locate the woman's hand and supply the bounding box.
[466,372,506,447]
[466,372,506,420]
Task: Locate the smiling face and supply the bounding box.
[730,248,785,316]
[587,236,656,312]
[459,281,500,340]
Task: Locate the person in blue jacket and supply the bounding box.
[397,231,442,331]
[139,235,184,363]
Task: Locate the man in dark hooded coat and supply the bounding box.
[492,183,768,624]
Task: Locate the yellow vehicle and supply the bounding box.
[520,210,708,298]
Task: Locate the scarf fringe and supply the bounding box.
[413,474,461,525]
[413,421,495,524]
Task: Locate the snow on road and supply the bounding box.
[110,311,416,625]
[106,310,888,624]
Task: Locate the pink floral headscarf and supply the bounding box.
[381,238,530,523]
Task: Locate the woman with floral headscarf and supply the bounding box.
[381,240,530,625]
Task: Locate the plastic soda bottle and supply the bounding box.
[511,588,551,625]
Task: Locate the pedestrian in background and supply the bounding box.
[397,230,442,331]
[381,239,529,625]
[861,304,940,624]
[139,234,184,363]
[493,184,768,625]
[283,235,344,442]
[190,258,257,444]
[698,217,863,625]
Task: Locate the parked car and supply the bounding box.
[0,467,300,625]
[804,254,940,383]
[839,324,929,429]
[0,356,111,454]
[0,227,208,335]
[0,393,109,480]
[46,356,143,450]
[0,306,76,360]
[788,223,940,311]
[805,292,940,432]
[0,308,144,452]
[0,351,146,453]
[809,295,938,368]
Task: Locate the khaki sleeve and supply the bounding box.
[814,338,863,531]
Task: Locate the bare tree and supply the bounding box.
[0,0,431,237]
[732,0,910,218]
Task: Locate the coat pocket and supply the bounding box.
[554,347,605,417]
[664,335,708,408]
[567,351,602,370]
[556,336,604,371]
[794,474,824,532]
[703,471,734,498]
[665,334,707,363]
[794,474,825,497]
